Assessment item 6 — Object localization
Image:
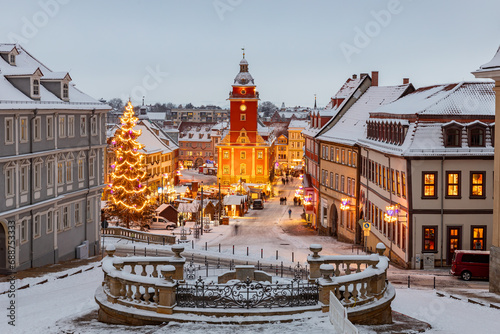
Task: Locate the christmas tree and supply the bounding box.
[104,101,155,229]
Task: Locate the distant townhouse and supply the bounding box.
[358,81,494,268]
[171,108,229,126]
[178,122,217,168]
[287,119,308,170]
[317,76,413,243]
[0,44,110,272]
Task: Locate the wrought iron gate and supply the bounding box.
[176,277,318,309]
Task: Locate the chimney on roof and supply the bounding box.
[403,78,410,85]
[371,71,379,87]
[352,74,357,79]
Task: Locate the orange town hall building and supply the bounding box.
[217,55,271,185]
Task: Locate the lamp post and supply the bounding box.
[218,177,222,226]
[200,181,204,236]
[384,205,398,260]
[340,198,350,236]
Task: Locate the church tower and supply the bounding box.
[217,52,270,185]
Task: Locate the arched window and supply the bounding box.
[444,127,461,147]
[469,127,485,147]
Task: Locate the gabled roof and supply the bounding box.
[0,43,109,110]
[318,84,412,146]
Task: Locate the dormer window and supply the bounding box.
[63,83,69,99]
[9,53,15,65]
[33,79,40,96]
[444,127,461,147]
[469,127,485,147]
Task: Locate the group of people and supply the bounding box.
[281,177,289,185]
[279,197,287,205]
[293,196,302,206]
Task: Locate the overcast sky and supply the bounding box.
[2,0,500,108]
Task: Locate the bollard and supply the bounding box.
[163,239,165,246]
[192,240,194,249]
[292,252,294,263]
[433,276,436,290]
[147,237,150,245]
[134,246,136,256]
[206,262,208,277]
[233,245,235,254]
[219,243,221,253]
[281,261,283,277]
[156,249,158,256]
[408,275,410,288]
[205,242,208,251]
[144,247,146,256]
[276,250,278,260]
[261,248,263,259]
[247,247,249,256]
[257,260,260,270]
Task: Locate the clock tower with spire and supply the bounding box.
[217,51,270,185]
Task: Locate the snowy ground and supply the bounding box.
[0,177,496,333]
[0,260,497,334]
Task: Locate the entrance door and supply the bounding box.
[330,204,338,237]
[0,223,5,270]
[447,226,462,265]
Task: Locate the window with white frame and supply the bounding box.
[91,116,97,135]
[20,162,29,193]
[47,115,54,140]
[63,83,69,99]
[34,158,42,190]
[56,209,61,232]
[59,115,66,138]
[78,158,85,181]
[89,151,96,179]
[86,199,91,222]
[20,117,28,142]
[63,206,69,229]
[34,116,41,141]
[66,158,73,183]
[33,79,40,96]
[47,210,53,233]
[34,215,40,238]
[80,115,86,136]
[68,115,75,137]
[5,117,14,144]
[57,161,64,185]
[75,202,81,225]
[5,162,15,197]
[21,219,28,243]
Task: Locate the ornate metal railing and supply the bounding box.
[102,226,176,245]
[176,277,318,309]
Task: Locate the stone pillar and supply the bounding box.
[307,244,324,281]
[318,264,336,312]
[157,265,177,314]
[170,245,186,280]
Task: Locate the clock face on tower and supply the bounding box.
[240,105,247,111]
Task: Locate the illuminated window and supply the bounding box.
[470,172,485,198]
[335,148,339,163]
[422,172,437,198]
[240,114,246,121]
[257,166,263,174]
[402,172,406,198]
[240,163,246,175]
[223,150,229,159]
[240,151,246,159]
[423,226,437,252]
[446,172,460,198]
[257,151,263,159]
[396,171,401,196]
[20,117,28,142]
[471,226,486,250]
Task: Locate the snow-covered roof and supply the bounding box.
[369,81,494,117]
[178,122,216,142]
[0,43,109,110]
[333,76,363,99]
[318,85,411,146]
[288,119,309,129]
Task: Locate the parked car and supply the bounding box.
[450,250,490,281]
[144,216,176,230]
[252,199,264,210]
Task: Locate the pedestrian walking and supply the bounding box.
[288,208,292,218]
[284,197,287,205]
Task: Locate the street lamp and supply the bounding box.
[385,205,398,260]
[218,177,222,226]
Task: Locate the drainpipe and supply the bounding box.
[440,156,445,267]
[30,109,38,267]
[385,153,392,261]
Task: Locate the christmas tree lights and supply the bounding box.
[104,101,155,229]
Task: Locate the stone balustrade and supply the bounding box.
[308,243,390,310]
[102,226,176,245]
[100,244,186,319]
